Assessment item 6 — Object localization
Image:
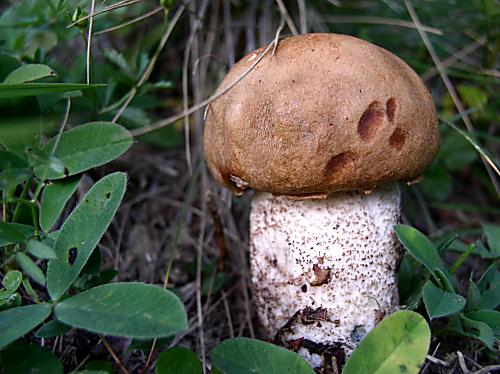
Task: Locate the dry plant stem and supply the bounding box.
[86,0,96,84]
[274,0,298,35]
[68,0,144,28]
[223,0,235,66]
[130,32,277,137]
[100,335,130,374]
[95,6,163,35]
[322,15,442,35]
[474,365,500,374]
[422,38,485,81]
[182,0,210,175]
[167,280,242,348]
[196,214,207,373]
[112,4,186,123]
[32,97,71,203]
[297,0,307,34]
[404,0,500,197]
[250,186,401,365]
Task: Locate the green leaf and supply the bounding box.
[461,315,495,349]
[0,222,33,248]
[47,172,127,300]
[476,264,500,310]
[467,311,500,337]
[422,281,466,319]
[343,311,430,374]
[3,64,56,84]
[36,319,72,338]
[156,347,203,374]
[15,253,46,286]
[477,263,498,292]
[2,270,22,292]
[483,223,500,257]
[0,342,63,374]
[54,283,188,339]
[40,176,80,232]
[33,122,132,180]
[212,337,315,374]
[26,239,57,259]
[0,150,31,190]
[0,83,105,99]
[467,279,482,312]
[0,303,52,349]
[395,225,443,276]
[0,292,21,311]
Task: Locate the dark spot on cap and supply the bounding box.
[357,101,385,141]
[386,97,397,121]
[105,192,111,199]
[324,152,355,180]
[399,364,408,373]
[389,127,406,150]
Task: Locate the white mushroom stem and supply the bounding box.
[249,184,401,367]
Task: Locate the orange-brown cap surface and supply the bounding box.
[204,33,439,198]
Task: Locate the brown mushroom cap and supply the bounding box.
[204,33,439,198]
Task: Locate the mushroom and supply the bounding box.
[204,33,439,366]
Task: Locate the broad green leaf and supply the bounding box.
[212,337,315,374]
[0,303,52,349]
[54,283,188,339]
[33,123,132,180]
[3,64,56,84]
[0,83,104,99]
[0,222,33,248]
[47,172,127,300]
[483,224,500,257]
[2,270,22,292]
[395,225,443,275]
[467,311,500,337]
[476,264,500,310]
[156,347,202,374]
[461,315,495,349]
[477,264,498,292]
[422,281,466,319]
[0,342,63,374]
[26,239,57,259]
[343,311,430,374]
[40,176,80,232]
[36,319,72,338]
[15,253,46,286]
